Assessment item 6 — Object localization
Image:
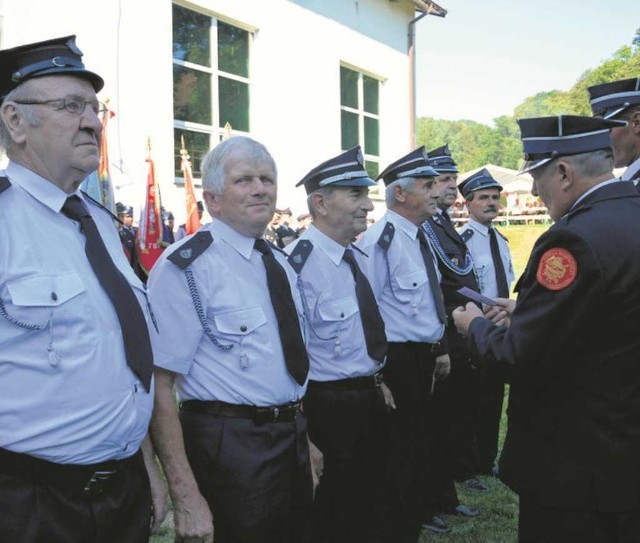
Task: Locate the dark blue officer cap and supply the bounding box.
[124,206,134,217]
[458,168,503,199]
[376,146,439,186]
[588,77,640,119]
[296,146,377,194]
[426,144,459,174]
[0,35,104,103]
[167,211,175,220]
[517,115,626,174]
[115,201,126,214]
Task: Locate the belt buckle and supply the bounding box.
[271,407,280,422]
[430,341,440,353]
[83,469,117,495]
[373,373,383,387]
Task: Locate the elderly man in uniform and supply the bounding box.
[286,146,392,543]
[0,35,162,541]
[422,144,487,492]
[454,115,640,542]
[357,147,455,540]
[148,136,312,543]
[588,77,640,190]
[457,168,515,477]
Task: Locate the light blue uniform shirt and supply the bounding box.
[0,162,154,464]
[148,219,307,406]
[285,225,380,381]
[356,210,445,344]
[458,218,515,299]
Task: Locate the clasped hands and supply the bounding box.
[452,297,515,336]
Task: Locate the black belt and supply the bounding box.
[0,447,138,496]
[388,341,441,353]
[180,399,301,423]
[308,371,384,390]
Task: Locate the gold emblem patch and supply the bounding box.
[536,248,577,291]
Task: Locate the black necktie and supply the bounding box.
[342,248,387,364]
[489,227,510,298]
[62,196,153,391]
[254,239,309,385]
[417,229,447,323]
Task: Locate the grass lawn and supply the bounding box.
[151,223,551,543]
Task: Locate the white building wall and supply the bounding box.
[1,0,417,222]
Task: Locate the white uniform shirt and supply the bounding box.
[0,162,154,464]
[148,219,307,406]
[285,225,380,381]
[458,218,515,299]
[356,210,445,344]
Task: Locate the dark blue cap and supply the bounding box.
[167,211,175,220]
[124,206,134,217]
[296,146,377,194]
[0,35,104,102]
[518,115,626,173]
[376,146,439,186]
[116,201,126,214]
[426,144,458,173]
[458,168,502,199]
[588,77,640,119]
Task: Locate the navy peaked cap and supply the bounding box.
[518,115,625,173]
[458,168,502,198]
[376,146,439,186]
[426,144,458,173]
[588,77,640,119]
[0,35,103,102]
[296,146,377,194]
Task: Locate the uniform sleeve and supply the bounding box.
[147,256,205,374]
[467,227,604,386]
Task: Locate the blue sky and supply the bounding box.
[415,0,639,124]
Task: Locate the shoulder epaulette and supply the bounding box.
[460,228,474,242]
[0,176,11,195]
[81,190,123,225]
[287,239,313,274]
[377,222,395,251]
[167,231,213,269]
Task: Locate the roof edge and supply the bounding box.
[412,0,448,17]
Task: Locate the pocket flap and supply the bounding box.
[317,296,359,321]
[213,306,267,335]
[396,270,427,290]
[7,272,85,307]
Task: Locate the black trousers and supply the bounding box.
[0,449,150,543]
[519,496,640,543]
[180,408,313,543]
[304,378,389,543]
[382,342,443,543]
[475,363,506,473]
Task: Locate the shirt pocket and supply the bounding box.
[394,270,428,305]
[2,272,85,329]
[316,296,359,355]
[212,306,268,339]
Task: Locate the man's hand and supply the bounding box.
[308,439,324,497]
[452,302,484,335]
[173,493,214,543]
[380,381,396,410]
[434,354,451,381]
[141,436,169,534]
[484,298,516,327]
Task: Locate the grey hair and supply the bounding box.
[536,149,613,180]
[200,136,277,195]
[385,176,418,206]
[0,83,42,151]
[306,186,335,219]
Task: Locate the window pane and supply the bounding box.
[173,65,212,124]
[218,76,249,132]
[363,75,379,115]
[172,4,211,67]
[341,110,359,150]
[340,66,358,108]
[218,21,249,77]
[174,129,211,178]
[364,160,379,180]
[364,117,379,156]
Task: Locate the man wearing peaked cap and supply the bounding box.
[0,35,166,541]
[457,168,515,480]
[422,144,489,496]
[357,147,458,540]
[454,115,640,542]
[286,145,393,543]
[588,77,640,189]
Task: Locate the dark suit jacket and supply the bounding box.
[468,181,640,511]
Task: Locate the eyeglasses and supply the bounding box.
[13,96,107,116]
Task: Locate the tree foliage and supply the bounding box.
[417,33,640,172]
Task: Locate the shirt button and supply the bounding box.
[340,312,345,318]
[51,292,58,301]
[412,282,417,287]
[240,325,247,332]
